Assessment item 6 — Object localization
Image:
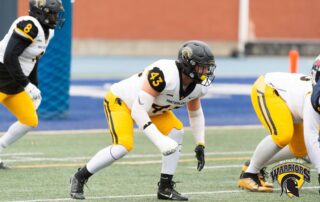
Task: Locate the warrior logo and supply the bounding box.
[270,162,310,198]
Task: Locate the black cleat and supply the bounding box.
[70,175,87,200]
[0,162,10,169]
[157,181,188,201]
[240,160,273,188]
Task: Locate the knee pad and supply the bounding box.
[168,128,184,147]
[110,144,129,159]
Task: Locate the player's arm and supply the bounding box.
[303,94,320,192]
[5,20,41,108]
[311,81,320,113]
[131,67,178,156]
[187,98,205,145]
[4,20,38,87]
[187,98,206,171]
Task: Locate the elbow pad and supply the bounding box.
[131,90,155,129]
[188,107,205,145]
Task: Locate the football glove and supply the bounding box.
[194,144,205,171]
[318,173,320,194]
[24,83,41,109]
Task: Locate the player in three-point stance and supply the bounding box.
[238,55,320,194]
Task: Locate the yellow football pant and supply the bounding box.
[251,76,307,157]
[0,91,38,127]
[103,91,183,151]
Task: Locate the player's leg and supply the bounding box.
[0,91,37,167]
[151,111,188,201]
[244,126,305,189]
[266,123,307,164]
[302,95,320,192]
[70,92,133,199]
[239,76,294,192]
[252,123,307,188]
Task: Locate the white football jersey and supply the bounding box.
[111,59,209,116]
[303,94,320,172]
[264,72,312,123]
[0,16,54,76]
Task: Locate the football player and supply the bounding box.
[0,0,64,168]
[238,62,317,192]
[305,55,320,194]
[70,40,216,200]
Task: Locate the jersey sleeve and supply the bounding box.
[147,67,166,93]
[3,30,33,87]
[14,20,38,42]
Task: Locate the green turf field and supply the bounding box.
[0,127,318,201]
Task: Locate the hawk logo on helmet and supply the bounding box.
[270,162,310,198]
[181,47,193,61]
[36,0,46,7]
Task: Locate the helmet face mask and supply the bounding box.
[177,40,216,86]
[29,0,65,29]
[311,55,320,86]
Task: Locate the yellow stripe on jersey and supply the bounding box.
[14,28,34,42]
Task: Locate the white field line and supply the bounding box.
[1,151,253,163]
[6,186,320,202]
[0,152,43,157]
[0,125,264,136]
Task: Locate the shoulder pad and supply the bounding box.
[311,82,320,113]
[147,67,166,93]
[15,20,38,41]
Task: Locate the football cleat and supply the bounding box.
[240,160,273,188]
[158,181,188,201]
[70,175,87,200]
[259,167,273,188]
[0,162,10,169]
[238,172,273,192]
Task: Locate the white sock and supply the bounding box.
[246,135,281,173]
[161,129,184,175]
[86,144,128,174]
[304,128,320,173]
[265,146,295,165]
[0,121,33,151]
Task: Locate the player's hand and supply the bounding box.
[318,173,320,194]
[24,83,41,109]
[194,145,205,171]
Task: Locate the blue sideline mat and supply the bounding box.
[0,78,259,131]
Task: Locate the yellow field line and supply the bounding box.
[13,156,251,169]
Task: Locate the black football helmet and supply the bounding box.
[311,55,320,85]
[176,40,216,86]
[29,0,65,29]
